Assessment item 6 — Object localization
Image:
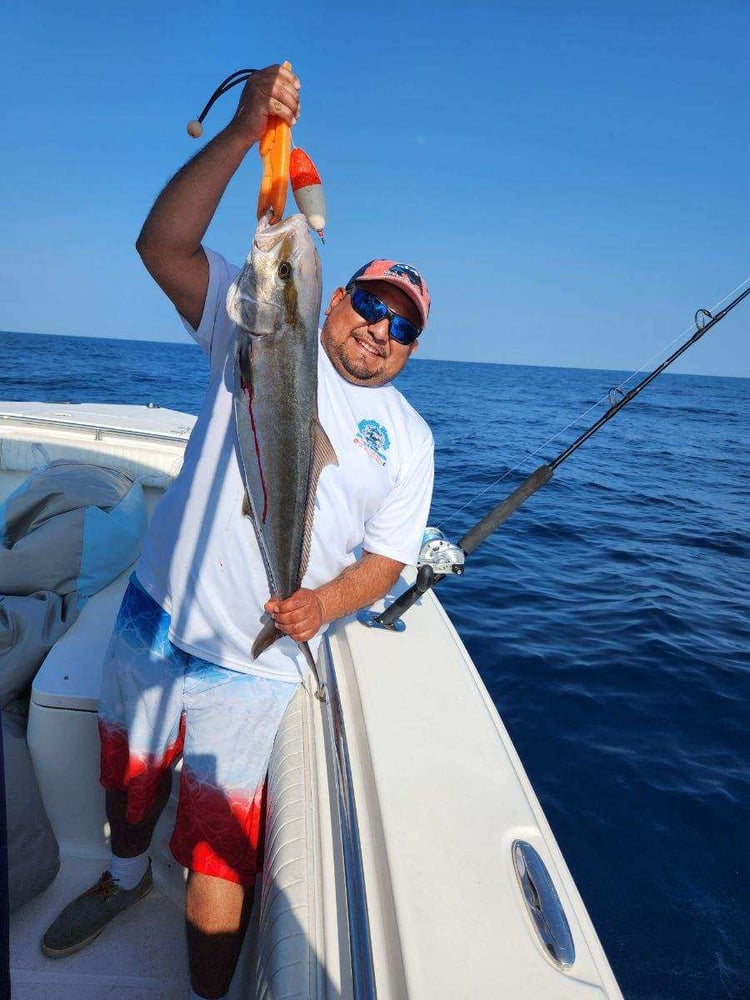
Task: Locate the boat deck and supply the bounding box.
[10,852,263,999]
[11,855,189,1000]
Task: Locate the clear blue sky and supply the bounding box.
[2,1,748,376]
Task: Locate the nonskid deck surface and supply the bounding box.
[10,855,190,1000]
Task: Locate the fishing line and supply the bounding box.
[606,274,750,395]
[439,274,750,529]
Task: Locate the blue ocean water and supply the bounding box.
[2,329,748,999]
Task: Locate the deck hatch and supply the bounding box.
[512,840,575,968]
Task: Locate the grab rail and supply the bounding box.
[320,637,378,999]
[0,411,192,445]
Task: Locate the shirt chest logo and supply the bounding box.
[354,418,391,466]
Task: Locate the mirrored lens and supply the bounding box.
[351,288,388,325]
[389,315,420,345]
[350,288,420,345]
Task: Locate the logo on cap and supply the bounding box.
[346,258,430,326]
[386,263,423,291]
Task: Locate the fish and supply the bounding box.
[226,212,337,694]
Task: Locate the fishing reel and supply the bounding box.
[418,527,465,576]
[358,527,464,633]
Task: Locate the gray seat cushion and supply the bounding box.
[0,591,78,709]
[0,460,146,599]
[3,711,60,912]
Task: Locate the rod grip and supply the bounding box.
[459,464,553,555]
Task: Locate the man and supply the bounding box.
[41,64,433,1000]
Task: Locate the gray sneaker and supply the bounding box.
[41,864,153,958]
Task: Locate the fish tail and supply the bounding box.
[299,641,326,701]
[252,626,326,701]
[251,618,282,660]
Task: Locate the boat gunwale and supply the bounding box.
[0,409,192,447]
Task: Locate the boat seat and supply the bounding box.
[31,567,132,713]
[28,567,134,856]
[29,480,164,713]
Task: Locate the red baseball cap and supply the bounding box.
[346,259,431,329]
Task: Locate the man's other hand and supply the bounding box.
[265,588,324,644]
[228,63,301,150]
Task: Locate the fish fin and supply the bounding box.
[253,629,324,698]
[233,342,279,594]
[226,261,259,331]
[311,418,339,482]
[252,618,282,660]
[299,419,339,584]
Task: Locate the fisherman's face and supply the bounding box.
[321,281,420,387]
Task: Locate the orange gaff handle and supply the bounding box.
[256,60,291,223]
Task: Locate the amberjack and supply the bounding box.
[227,213,337,693]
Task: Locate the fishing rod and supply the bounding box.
[363,281,750,632]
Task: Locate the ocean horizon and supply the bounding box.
[4,327,747,382]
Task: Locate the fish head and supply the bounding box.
[226,213,322,337]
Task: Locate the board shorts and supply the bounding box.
[98,575,298,886]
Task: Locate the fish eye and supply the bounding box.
[278,261,292,280]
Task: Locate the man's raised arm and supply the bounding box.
[135,64,300,330]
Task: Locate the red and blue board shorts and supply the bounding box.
[98,576,298,886]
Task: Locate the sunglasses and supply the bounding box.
[346,284,422,346]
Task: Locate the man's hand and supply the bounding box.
[263,553,405,647]
[265,588,324,644]
[227,64,301,151]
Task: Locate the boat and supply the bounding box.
[4,400,623,998]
